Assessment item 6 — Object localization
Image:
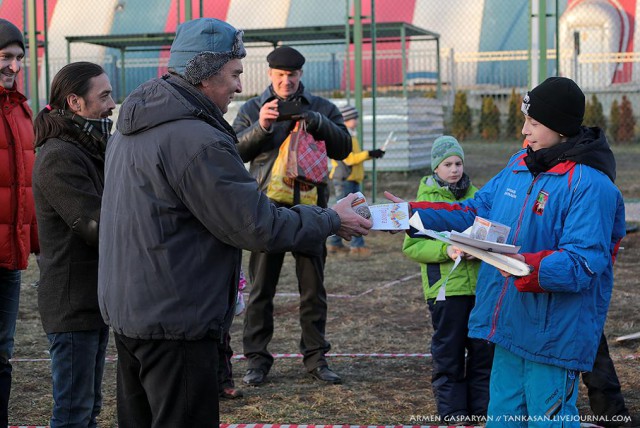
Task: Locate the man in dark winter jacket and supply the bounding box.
[98,18,371,428]
[32,61,116,428]
[233,46,351,386]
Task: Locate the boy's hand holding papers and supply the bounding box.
[408,213,532,277]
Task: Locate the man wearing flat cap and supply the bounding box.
[233,46,351,386]
[99,20,370,427]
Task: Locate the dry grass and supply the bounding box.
[9,141,640,426]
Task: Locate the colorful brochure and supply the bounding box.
[368,202,410,230]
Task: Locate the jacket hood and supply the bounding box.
[116,73,235,140]
[564,126,616,182]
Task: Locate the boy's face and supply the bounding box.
[344,118,357,129]
[521,115,564,151]
[434,155,464,184]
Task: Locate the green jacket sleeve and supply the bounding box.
[402,232,449,264]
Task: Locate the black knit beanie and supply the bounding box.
[0,19,25,52]
[521,76,585,136]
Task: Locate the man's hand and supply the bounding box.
[259,99,279,130]
[331,193,373,240]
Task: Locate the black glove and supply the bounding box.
[296,110,320,129]
[369,149,385,159]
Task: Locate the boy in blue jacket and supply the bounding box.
[403,77,626,427]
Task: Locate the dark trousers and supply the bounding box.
[0,268,20,427]
[428,295,494,419]
[243,248,330,372]
[114,333,219,428]
[582,333,629,418]
[217,331,235,391]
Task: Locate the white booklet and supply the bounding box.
[409,213,531,277]
[449,230,521,254]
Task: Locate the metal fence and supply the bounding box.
[3,0,640,171]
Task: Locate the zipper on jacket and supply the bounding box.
[8,125,19,267]
[513,176,538,245]
[526,179,536,195]
[221,268,241,343]
[488,277,509,340]
[488,173,539,339]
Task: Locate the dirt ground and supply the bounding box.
[8,142,640,427]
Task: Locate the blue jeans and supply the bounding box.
[328,180,365,248]
[0,268,21,427]
[47,327,109,428]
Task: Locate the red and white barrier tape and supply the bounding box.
[8,423,604,428]
[221,425,602,428]
[221,425,482,428]
[271,273,421,299]
[230,352,433,360]
[8,425,483,428]
[9,352,430,363]
[11,352,640,364]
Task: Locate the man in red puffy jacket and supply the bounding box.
[0,18,39,426]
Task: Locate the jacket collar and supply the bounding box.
[512,149,576,175]
[165,73,238,142]
[0,83,27,105]
[258,82,313,105]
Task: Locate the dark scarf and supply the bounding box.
[46,108,112,156]
[433,172,471,200]
[524,139,578,177]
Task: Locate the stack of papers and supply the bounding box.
[449,231,520,254]
[409,213,531,277]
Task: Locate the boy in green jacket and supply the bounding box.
[402,136,493,425]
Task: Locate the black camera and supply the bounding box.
[276,100,302,121]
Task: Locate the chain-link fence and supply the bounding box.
[5,0,640,171]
